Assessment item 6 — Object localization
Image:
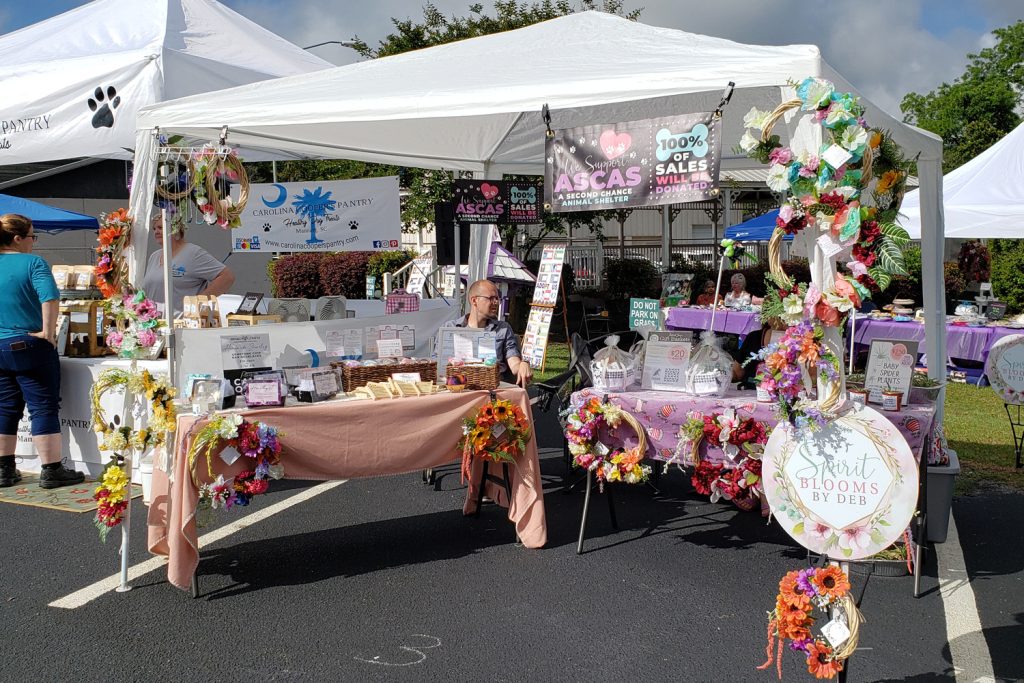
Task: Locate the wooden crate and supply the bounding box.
[61,300,110,357]
[225,314,283,327]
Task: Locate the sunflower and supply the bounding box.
[493,401,510,418]
[779,570,812,609]
[805,640,843,679]
[811,566,850,600]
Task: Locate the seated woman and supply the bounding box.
[724,273,752,309]
[695,279,721,306]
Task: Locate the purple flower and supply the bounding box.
[797,568,817,596]
[789,638,814,654]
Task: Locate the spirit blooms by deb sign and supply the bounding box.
[544,111,722,212]
[763,404,918,559]
[986,334,1024,404]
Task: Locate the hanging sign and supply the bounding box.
[864,339,918,404]
[532,244,566,306]
[763,404,918,559]
[234,177,401,252]
[453,179,544,224]
[544,111,721,212]
[986,334,1024,404]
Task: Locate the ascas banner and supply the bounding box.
[453,179,544,224]
[234,176,401,252]
[544,111,722,212]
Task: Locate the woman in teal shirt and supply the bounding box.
[0,214,84,489]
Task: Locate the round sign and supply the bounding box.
[763,403,919,559]
[985,334,1024,404]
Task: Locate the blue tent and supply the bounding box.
[0,194,99,233]
[724,209,792,242]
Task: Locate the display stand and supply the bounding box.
[1003,403,1024,469]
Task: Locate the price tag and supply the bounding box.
[392,372,422,382]
[491,422,509,444]
[692,371,720,396]
[594,441,610,456]
[821,144,853,170]
[816,233,845,259]
[220,446,241,466]
[376,338,403,358]
[821,618,851,649]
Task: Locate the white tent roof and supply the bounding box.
[135,11,941,173]
[899,121,1024,239]
[0,0,330,165]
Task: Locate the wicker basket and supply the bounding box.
[333,360,437,392]
[446,363,500,391]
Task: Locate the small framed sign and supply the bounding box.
[235,292,264,316]
[864,339,918,404]
[245,379,286,407]
[297,368,339,402]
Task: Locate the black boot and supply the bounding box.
[39,460,85,489]
[0,455,20,488]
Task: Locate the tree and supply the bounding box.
[292,187,337,244]
[901,20,1023,172]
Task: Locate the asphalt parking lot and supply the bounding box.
[1,406,1019,682]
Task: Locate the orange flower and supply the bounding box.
[816,300,841,327]
[98,226,123,246]
[869,131,883,149]
[806,640,843,679]
[766,352,788,372]
[876,170,900,194]
[811,565,850,600]
[779,570,812,609]
[833,274,861,309]
[775,598,812,640]
[799,334,820,365]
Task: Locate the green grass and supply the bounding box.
[534,342,1023,495]
[943,382,1024,495]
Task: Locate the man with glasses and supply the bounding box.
[451,279,532,388]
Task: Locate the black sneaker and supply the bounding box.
[39,463,85,489]
[0,468,22,488]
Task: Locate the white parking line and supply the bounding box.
[935,513,996,682]
[49,480,345,609]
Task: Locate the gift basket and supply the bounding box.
[445,362,500,390]
[590,335,637,392]
[332,358,437,392]
[684,331,733,397]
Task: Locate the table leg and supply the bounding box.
[606,483,618,530]
[474,460,489,518]
[577,470,593,555]
[190,572,199,599]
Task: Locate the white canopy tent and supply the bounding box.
[900,121,1024,239]
[128,10,947,382]
[0,0,331,166]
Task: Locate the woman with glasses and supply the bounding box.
[0,214,85,488]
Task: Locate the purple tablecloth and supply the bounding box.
[569,388,936,466]
[665,307,761,339]
[851,317,1024,363]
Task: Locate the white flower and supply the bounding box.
[825,291,855,313]
[766,164,789,192]
[825,107,856,127]
[838,524,872,553]
[743,107,771,131]
[840,124,868,152]
[738,131,760,153]
[568,442,588,456]
[782,293,805,325]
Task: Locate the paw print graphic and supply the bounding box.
[262,223,272,232]
[87,86,121,129]
[569,145,576,154]
[349,220,359,230]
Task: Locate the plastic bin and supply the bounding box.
[926,449,960,543]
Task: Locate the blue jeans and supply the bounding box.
[0,335,61,436]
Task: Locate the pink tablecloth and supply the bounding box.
[147,387,547,591]
[665,307,761,340]
[570,388,936,465]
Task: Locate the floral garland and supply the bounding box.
[681,409,771,512]
[747,320,841,436]
[757,565,862,680]
[739,77,913,309]
[93,457,131,542]
[563,397,651,486]
[458,398,531,482]
[95,208,131,298]
[104,289,164,358]
[189,415,284,522]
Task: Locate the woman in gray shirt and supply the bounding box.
[140,214,236,313]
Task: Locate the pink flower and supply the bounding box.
[804,284,821,320]
[839,524,872,553]
[768,147,793,165]
[833,273,861,309]
[779,204,795,223]
[106,331,123,348]
[847,260,868,277]
[806,521,832,542]
[136,329,157,347]
[816,300,841,327]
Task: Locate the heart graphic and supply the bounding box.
[480,183,499,200]
[599,130,632,160]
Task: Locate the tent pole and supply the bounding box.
[661,206,670,272]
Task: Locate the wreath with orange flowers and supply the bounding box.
[757,565,862,680]
[458,398,531,482]
[95,208,132,299]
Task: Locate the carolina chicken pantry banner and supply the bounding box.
[544,111,722,212]
[234,177,401,252]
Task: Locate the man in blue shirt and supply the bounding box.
[451,280,532,388]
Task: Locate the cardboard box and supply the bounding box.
[226,314,283,327]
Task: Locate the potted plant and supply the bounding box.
[910,372,944,404]
[849,542,911,577]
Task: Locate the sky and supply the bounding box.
[2,0,1022,117]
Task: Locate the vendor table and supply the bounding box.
[147,386,547,592]
[851,317,1024,364]
[665,307,761,341]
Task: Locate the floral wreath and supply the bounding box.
[747,320,842,436]
[95,208,131,299]
[563,397,651,487]
[90,368,177,540]
[104,288,164,358]
[757,565,862,680]
[155,143,249,230]
[739,77,913,321]
[686,409,770,512]
[189,415,284,522]
[458,398,531,482]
